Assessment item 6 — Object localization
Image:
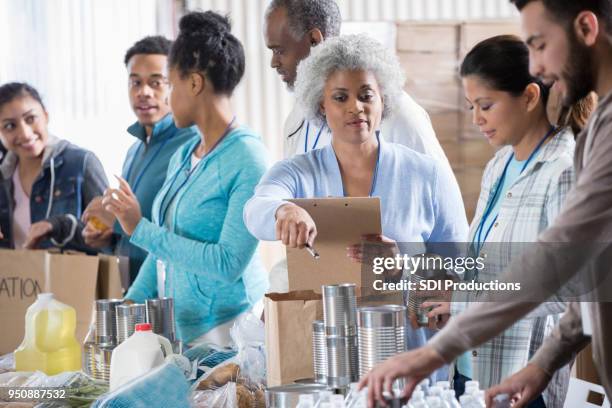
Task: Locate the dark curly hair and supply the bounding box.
[124,35,173,66]
[0,82,46,112]
[169,11,245,95]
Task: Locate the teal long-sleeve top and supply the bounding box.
[125,126,270,344]
[117,114,199,283]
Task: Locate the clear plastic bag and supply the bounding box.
[190,312,266,408]
[229,312,265,386]
[191,382,237,408]
[0,353,14,374]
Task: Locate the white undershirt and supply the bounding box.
[191,153,202,169]
[12,167,31,249]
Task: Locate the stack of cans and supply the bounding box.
[83,299,123,382]
[322,283,359,388]
[83,298,179,382]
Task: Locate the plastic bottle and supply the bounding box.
[428,385,444,397]
[459,394,474,408]
[330,394,346,408]
[109,322,173,390]
[297,394,315,408]
[436,381,451,390]
[406,390,426,406]
[473,391,486,407]
[427,396,446,407]
[491,394,511,408]
[419,378,431,392]
[464,385,479,396]
[442,390,461,408]
[15,293,81,375]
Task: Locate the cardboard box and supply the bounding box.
[405,84,462,114]
[455,167,486,197]
[430,111,476,143]
[459,20,522,57]
[441,139,496,170]
[0,250,124,354]
[399,52,460,86]
[397,22,460,53]
[575,343,602,385]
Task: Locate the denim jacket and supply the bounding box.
[0,135,108,251]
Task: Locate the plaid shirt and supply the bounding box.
[451,128,575,405]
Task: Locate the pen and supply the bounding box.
[304,243,320,259]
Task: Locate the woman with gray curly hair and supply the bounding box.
[244,34,468,354]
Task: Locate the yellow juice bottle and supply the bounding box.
[15,293,81,375]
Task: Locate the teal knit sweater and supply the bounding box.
[126,127,269,343]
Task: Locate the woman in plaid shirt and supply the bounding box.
[424,35,595,407]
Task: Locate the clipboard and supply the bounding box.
[286,197,382,293]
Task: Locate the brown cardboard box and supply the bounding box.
[405,84,462,114]
[455,167,486,197]
[430,111,460,143]
[575,344,602,385]
[0,250,124,354]
[399,52,460,85]
[430,111,481,143]
[396,22,460,53]
[459,20,522,57]
[441,139,495,170]
[97,254,127,300]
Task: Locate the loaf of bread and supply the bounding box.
[236,384,255,408]
[196,363,241,390]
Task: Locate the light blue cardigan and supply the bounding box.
[244,138,468,244]
[126,127,269,344]
[243,138,468,381]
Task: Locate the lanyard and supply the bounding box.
[473,126,557,255]
[158,117,236,226]
[125,137,170,193]
[304,122,325,153]
[340,132,381,197]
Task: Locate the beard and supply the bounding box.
[560,32,595,107]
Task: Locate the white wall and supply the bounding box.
[0,0,174,181]
[0,0,518,178]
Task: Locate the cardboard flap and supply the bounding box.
[264,291,321,302]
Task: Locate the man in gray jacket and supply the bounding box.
[360,1,612,406]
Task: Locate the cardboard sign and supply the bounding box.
[0,249,124,354]
[286,197,382,293]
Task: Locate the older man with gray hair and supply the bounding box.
[264,0,454,165]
